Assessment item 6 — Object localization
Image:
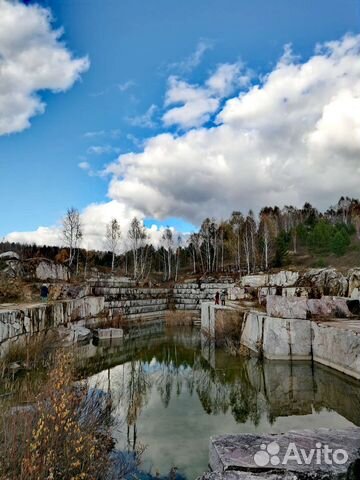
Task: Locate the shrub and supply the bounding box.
[0,352,114,480]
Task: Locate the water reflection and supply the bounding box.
[80,326,360,479]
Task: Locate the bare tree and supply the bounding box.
[259,208,277,271]
[62,207,82,269]
[106,218,121,272]
[242,219,251,275]
[229,211,243,273]
[128,217,147,279]
[162,227,174,280]
[174,234,182,282]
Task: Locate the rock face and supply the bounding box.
[241,271,299,289]
[269,271,299,287]
[241,312,313,360]
[297,268,348,297]
[228,287,245,300]
[241,312,360,379]
[348,268,360,299]
[266,296,309,320]
[312,321,360,379]
[0,296,105,355]
[35,260,69,281]
[266,295,357,319]
[209,428,360,479]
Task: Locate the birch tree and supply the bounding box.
[259,208,277,270]
[128,217,147,279]
[62,207,82,269]
[105,218,121,271]
[162,228,174,280]
[229,211,243,273]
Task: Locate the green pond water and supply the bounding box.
[78,325,360,479]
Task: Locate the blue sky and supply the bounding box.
[1,0,360,247]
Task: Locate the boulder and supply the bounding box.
[0,251,20,261]
[228,287,245,300]
[198,472,297,480]
[0,251,22,278]
[297,268,348,297]
[209,428,360,479]
[35,260,69,281]
[60,325,92,345]
[267,295,355,319]
[348,268,360,298]
[308,297,353,318]
[266,296,309,319]
[269,270,299,287]
[241,274,268,288]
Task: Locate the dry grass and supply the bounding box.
[0,331,57,379]
[165,309,196,326]
[0,352,114,480]
[214,310,247,356]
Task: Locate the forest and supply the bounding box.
[1,197,360,281]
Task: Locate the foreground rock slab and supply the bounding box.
[199,472,297,480]
[209,428,360,479]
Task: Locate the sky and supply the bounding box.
[1,0,360,250]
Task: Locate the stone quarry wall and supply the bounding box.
[240,311,360,379]
[174,282,235,312]
[0,279,237,354]
[89,279,172,320]
[0,296,105,355]
[90,280,236,320]
[240,268,360,301]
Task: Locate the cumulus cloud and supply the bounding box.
[163,62,249,129]
[0,0,89,135]
[7,34,360,248]
[108,34,360,224]
[6,201,174,251]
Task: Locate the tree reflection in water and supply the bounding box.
[84,326,360,479]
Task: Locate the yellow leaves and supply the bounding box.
[18,351,112,479]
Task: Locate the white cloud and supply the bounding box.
[206,62,250,96]
[163,77,219,129]
[83,130,105,138]
[78,161,90,171]
[7,34,360,248]
[0,0,89,135]
[118,80,135,92]
[87,145,120,155]
[109,34,360,223]
[168,39,213,73]
[6,226,63,248]
[127,104,158,128]
[6,201,171,251]
[162,62,249,129]
[84,129,121,139]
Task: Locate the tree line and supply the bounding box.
[1,197,360,281]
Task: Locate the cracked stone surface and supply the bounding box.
[209,428,360,479]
